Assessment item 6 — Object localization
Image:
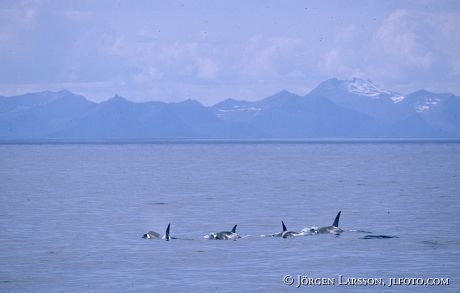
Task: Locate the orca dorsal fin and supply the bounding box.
[231,224,237,233]
[333,211,341,227]
[282,221,287,232]
[165,223,171,241]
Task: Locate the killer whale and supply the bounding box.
[314,211,343,235]
[165,223,171,241]
[142,223,172,240]
[272,221,302,238]
[205,224,240,240]
[142,230,161,239]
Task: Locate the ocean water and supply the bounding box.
[0,142,459,292]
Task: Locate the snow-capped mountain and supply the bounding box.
[1,78,459,140]
[311,77,405,103]
[309,78,412,124]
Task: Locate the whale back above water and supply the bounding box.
[206,224,240,240]
[142,231,161,239]
[142,224,171,240]
[315,211,343,235]
[274,221,301,238]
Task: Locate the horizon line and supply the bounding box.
[1,138,460,145]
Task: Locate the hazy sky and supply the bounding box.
[1,0,459,105]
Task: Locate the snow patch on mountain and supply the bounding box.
[344,78,405,103]
[415,98,441,112]
[216,106,262,117]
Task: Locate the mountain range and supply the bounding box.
[1,78,459,140]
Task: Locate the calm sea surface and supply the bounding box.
[0,142,459,292]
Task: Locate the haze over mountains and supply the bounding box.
[1,78,459,140]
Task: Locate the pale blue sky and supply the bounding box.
[1,0,459,104]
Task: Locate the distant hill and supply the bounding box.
[1,78,459,140]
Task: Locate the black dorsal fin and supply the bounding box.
[282,221,287,232]
[333,211,341,227]
[165,223,171,241]
[231,224,237,233]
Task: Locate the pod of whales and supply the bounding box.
[141,212,397,241]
